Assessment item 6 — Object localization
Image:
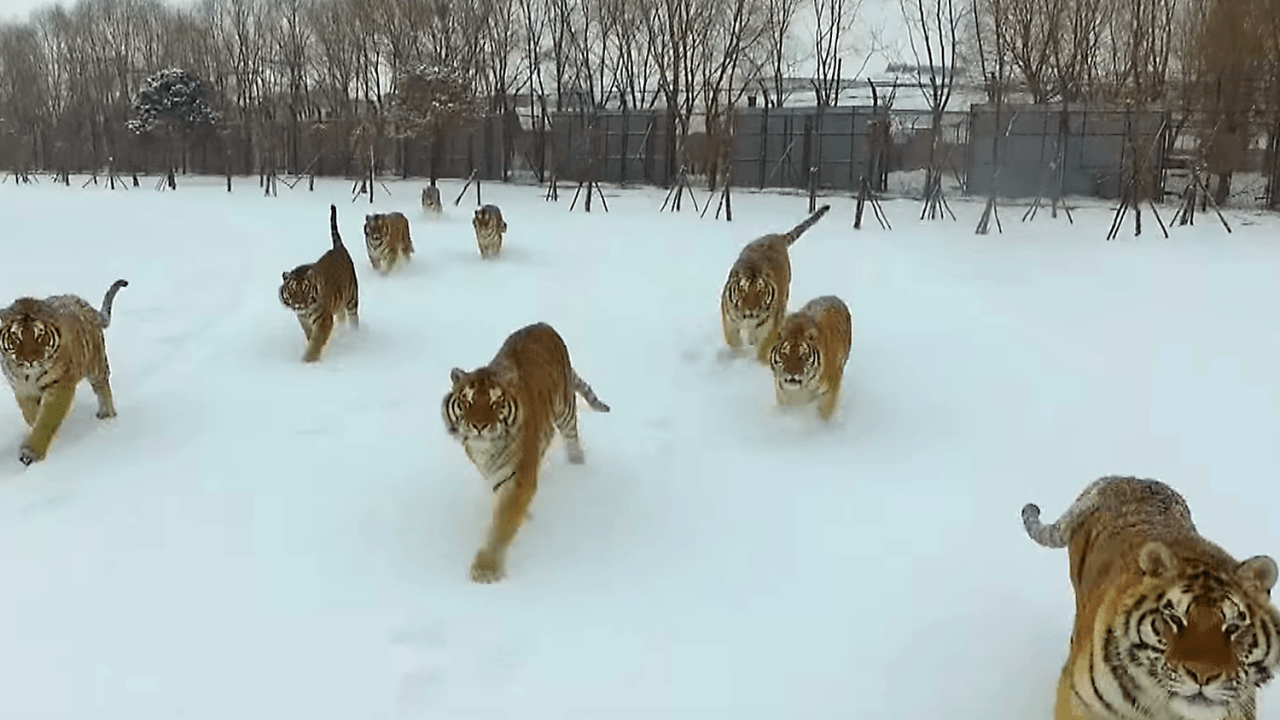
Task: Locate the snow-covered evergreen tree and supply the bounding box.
[388,64,483,140]
[127,68,217,136]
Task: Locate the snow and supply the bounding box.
[2,174,1280,718]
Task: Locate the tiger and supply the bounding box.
[363,211,414,274]
[720,204,830,364]
[278,204,359,363]
[768,295,852,421]
[441,322,611,583]
[472,204,508,259]
[0,278,129,465]
[422,182,442,216]
[1022,475,1280,720]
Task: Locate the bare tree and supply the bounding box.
[900,0,966,218]
[1099,0,1177,103]
[1188,0,1267,204]
[753,0,803,107]
[811,0,862,105]
[987,0,1057,102]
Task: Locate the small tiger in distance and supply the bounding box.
[768,295,852,421]
[421,181,442,216]
[720,204,831,363]
[472,204,507,259]
[363,211,414,274]
[442,322,611,584]
[279,204,359,363]
[0,278,128,465]
[1023,475,1280,720]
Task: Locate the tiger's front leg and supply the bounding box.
[296,314,313,341]
[20,382,76,465]
[13,391,39,427]
[817,381,840,421]
[755,323,779,364]
[471,465,539,584]
[721,306,743,350]
[302,314,334,363]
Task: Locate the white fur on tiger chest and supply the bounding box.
[730,316,771,347]
[461,432,518,490]
[1,359,51,398]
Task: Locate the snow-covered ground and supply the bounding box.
[1,175,1279,719]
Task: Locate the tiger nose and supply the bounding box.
[1186,665,1222,686]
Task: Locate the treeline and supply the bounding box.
[0,0,1277,204]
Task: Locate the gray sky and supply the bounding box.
[0,0,197,24]
[0,0,62,23]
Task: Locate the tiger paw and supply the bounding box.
[18,444,41,466]
[566,444,585,464]
[470,552,506,584]
[95,408,116,420]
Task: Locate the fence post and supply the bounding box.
[758,107,769,189]
[619,112,629,185]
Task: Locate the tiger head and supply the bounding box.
[0,298,60,368]
[769,318,821,389]
[727,268,775,322]
[364,214,389,241]
[1119,542,1280,719]
[442,367,517,441]
[473,205,506,233]
[278,265,317,311]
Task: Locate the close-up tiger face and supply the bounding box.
[0,309,58,367]
[726,270,775,322]
[443,368,517,441]
[278,267,317,311]
[770,331,819,389]
[1116,551,1280,719]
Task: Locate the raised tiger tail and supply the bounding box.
[571,369,611,412]
[1022,475,1119,548]
[97,279,129,328]
[784,204,832,246]
[330,204,343,249]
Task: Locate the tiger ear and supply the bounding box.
[450,367,467,385]
[281,271,289,281]
[1238,556,1279,595]
[1139,541,1177,578]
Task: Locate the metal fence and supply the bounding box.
[2,100,1277,208]
[966,105,1171,200]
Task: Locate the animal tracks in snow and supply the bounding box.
[390,617,526,716]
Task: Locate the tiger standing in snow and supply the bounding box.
[1023,475,1280,720]
[768,295,852,421]
[0,278,129,465]
[363,211,414,274]
[472,204,507,259]
[421,181,442,216]
[278,204,359,363]
[720,204,830,363]
[441,322,610,583]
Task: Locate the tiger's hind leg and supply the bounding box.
[345,289,359,329]
[88,354,117,419]
[553,395,585,464]
[20,382,76,465]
